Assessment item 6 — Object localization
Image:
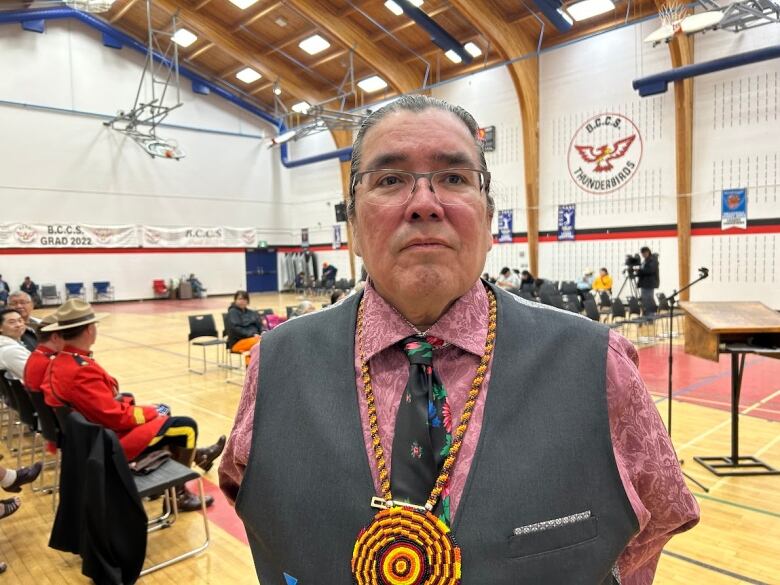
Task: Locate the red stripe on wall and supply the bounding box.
[0,247,247,255]
[691,225,780,236]
[538,229,678,243]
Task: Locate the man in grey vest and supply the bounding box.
[220,95,699,585]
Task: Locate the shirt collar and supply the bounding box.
[63,344,91,357]
[35,345,57,356]
[360,279,489,361]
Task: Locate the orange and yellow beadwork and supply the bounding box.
[351,506,462,585]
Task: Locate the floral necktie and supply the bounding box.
[391,336,453,524]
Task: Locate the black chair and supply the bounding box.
[286,306,296,319]
[187,314,223,374]
[27,389,61,506]
[7,379,39,467]
[260,308,275,315]
[560,281,578,295]
[583,298,601,322]
[57,411,210,578]
[597,291,613,318]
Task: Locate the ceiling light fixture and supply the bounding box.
[299,34,331,55]
[566,0,615,21]
[357,75,388,93]
[384,0,424,16]
[172,28,198,48]
[464,42,482,57]
[236,67,262,83]
[292,101,311,114]
[64,0,116,12]
[444,49,462,64]
[228,0,259,9]
[273,85,282,96]
[275,17,288,27]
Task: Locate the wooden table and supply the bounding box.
[680,301,780,476]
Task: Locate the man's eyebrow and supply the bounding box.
[363,153,409,170]
[432,151,475,167]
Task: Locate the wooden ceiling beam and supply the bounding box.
[449,0,540,276]
[237,1,284,29]
[185,41,215,61]
[153,0,329,105]
[193,0,214,10]
[285,0,421,93]
[109,0,139,24]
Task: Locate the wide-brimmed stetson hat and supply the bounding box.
[41,299,108,332]
[34,312,59,333]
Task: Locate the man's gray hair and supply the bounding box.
[8,290,31,301]
[347,95,494,220]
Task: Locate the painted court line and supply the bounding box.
[661,550,769,585]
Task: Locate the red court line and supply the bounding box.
[638,345,780,422]
[187,476,248,545]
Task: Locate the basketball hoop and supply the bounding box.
[141,138,185,160]
[644,0,688,45]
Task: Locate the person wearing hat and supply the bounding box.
[41,299,226,511]
[576,267,595,299]
[24,312,65,395]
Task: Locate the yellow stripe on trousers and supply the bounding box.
[147,425,197,449]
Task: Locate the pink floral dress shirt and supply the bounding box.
[219,280,700,584]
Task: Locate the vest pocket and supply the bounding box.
[506,515,598,558]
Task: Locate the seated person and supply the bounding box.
[322,262,338,286]
[0,309,31,381]
[330,289,346,305]
[576,268,595,297]
[291,300,317,317]
[24,313,64,393]
[227,290,264,361]
[495,267,521,290]
[593,267,613,294]
[41,300,225,512]
[520,270,535,291]
[0,275,8,306]
[188,273,207,298]
[7,292,38,350]
[20,277,41,309]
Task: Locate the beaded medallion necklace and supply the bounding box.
[351,288,497,585]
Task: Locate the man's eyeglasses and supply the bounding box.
[351,168,490,207]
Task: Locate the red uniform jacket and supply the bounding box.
[41,345,167,461]
[24,345,56,392]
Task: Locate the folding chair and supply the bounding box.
[58,411,209,577]
[40,284,62,305]
[152,279,169,299]
[187,315,223,374]
[27,390,61,510]
[65,282,86,300]
[6,378,39,467]
[92,281,115,302]
[583,298,602,322]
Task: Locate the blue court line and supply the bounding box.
[661,550,770,585]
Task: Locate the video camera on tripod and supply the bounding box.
[623,253,641,276]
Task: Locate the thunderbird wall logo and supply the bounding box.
[567,113,643,194]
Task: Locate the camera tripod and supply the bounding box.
[615,270,638,300]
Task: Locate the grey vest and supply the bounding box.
[236,285,638,584]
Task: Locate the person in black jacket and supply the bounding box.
[635,247,659,314]
[227,290,264,363]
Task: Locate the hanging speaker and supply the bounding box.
[335,202,347,222]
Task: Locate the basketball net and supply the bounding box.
[658,0,689,35]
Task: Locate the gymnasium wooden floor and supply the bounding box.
[1,293,778,584]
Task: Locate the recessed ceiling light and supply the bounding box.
[274,16,287,27]
[172,28,197,48]
[566,0,615,21]
[384,0,423,16]
[228,0,259,9]
[299,34,330,56]
[292,101,310,114]
[357,75,388,93]
[273,85,282,95]
[236,67,262,84]
[444,50,462,64]
[464,42,482,57]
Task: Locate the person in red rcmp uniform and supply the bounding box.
[24,312,64,394]
[41,299,226,511]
